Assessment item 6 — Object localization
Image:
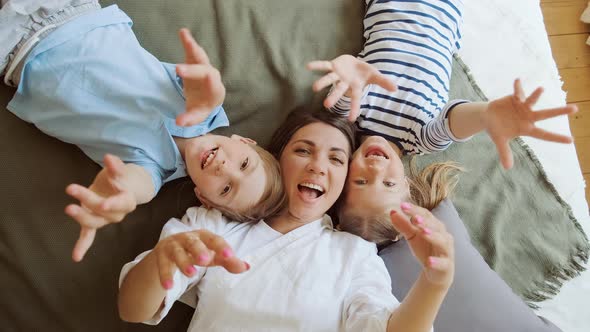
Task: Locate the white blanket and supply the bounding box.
[459,1,590,331]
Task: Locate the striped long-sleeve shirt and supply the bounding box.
[331,0,469,155]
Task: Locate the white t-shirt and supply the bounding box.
[119,207,400,331]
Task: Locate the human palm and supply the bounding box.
[65,154,136,261]
[307,55,397,121]
[175,28,226,127]
[484,79,576,169]
[391,204,454,287]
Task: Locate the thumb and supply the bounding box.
[178,28,210,65]
[104,154,125,178]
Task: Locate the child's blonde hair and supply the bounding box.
[338,159,463,245]
[215,145,287,222]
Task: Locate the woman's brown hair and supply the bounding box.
[267,105,356,160]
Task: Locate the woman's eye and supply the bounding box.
[241,157,249,170]
[354,179,367,185]
[221,184,231,196]
[295,148,310,154]
[330,157,344,165]
[383,181,396,187]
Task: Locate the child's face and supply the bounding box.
[344,136,409,214]
[279,122,350,222]
[185,135,267,213]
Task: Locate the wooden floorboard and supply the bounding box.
[569,101,590,138]
[541,1,590,35]
[541,0,590,205]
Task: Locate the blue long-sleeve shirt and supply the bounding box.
[7,5,229,192]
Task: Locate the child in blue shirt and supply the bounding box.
[1,1,285,261]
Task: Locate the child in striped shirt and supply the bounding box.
[308,0,577,243]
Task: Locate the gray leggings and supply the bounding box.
[0,0,100,86]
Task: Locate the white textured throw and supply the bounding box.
[460,1,590,332]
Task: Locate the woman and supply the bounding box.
[117,109,455,331]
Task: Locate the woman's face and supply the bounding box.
[344,136,408,215]
[279,122,350,222]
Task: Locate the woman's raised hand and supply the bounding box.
[154,230,250,289]
[484,79,577,169]
[390,202,454,288]
[307,55,396,122]
[175,28,226,127]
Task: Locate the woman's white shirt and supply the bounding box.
[119,207,399,331]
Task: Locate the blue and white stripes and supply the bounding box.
[331,0,468,154]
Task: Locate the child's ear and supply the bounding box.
[230,134,257,146]
[194,187,211,209]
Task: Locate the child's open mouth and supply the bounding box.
[201,147,219,169]
[364,146,389,160]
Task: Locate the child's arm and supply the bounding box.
[118,229,249,323]
[385,203,454,332]
[447,79,577,169]
[307,55,397,121]
[65,154,155,262]
[174,28,226,127]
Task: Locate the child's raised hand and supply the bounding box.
[154,230,250,290]
[65,154,137,262]
[391,202,455,288]
[484,79,577,169]
[307,55,396,122]
[175,28,226,127]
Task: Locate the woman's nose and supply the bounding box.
[306,158,327,176]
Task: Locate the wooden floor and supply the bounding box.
[541,0,590,205]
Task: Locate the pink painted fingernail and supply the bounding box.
[423,228,432,235]
[222,248,234,258]
[245,262,250,270]
[415,216,424,225]
[198,254,209,263]
[401,202,412,210]
[163,280,173,290]
[429,257,438,267]
[185,266,196,275]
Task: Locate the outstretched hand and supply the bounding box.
[65,154,137,262]
[154,229,250,290]
[484,79,577,169]
[175,28,226,127]
[307,55,396,122]
[390,202,454,288]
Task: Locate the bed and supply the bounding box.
[459,1,590,331]
[0,0,588,331]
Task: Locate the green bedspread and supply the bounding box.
[0,0,587,330]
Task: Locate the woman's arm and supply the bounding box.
[386,203,455,332]
[387,272,448,332]
[118,251,167,323]
[119,228,250,323]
